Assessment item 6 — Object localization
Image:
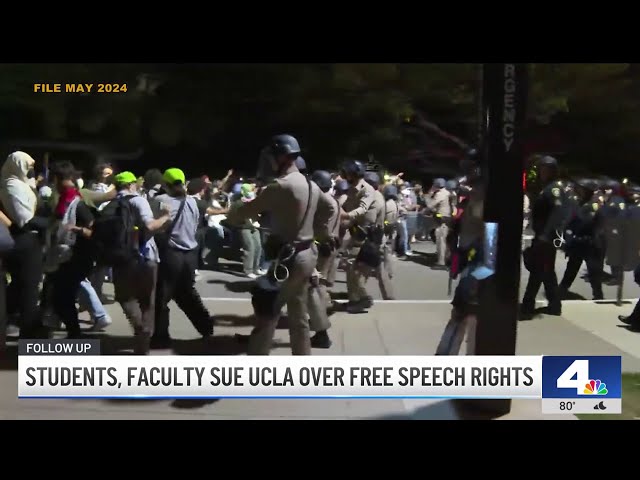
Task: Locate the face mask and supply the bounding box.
[27,168,35,179]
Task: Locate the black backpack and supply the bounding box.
[91,195,145,266]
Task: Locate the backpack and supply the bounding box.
[91,195,145,266]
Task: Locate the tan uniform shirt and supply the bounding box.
[426,188,452,218]
[374,190,386,227]
[323,191,342,238]
[384,199,399,225]
[342,178,378,226]
[227,166,336,243]
[335,193,348,208]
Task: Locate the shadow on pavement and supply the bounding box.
[560,291,587,301]
[172,335,247,356]
[215,314,255,328]
[0,344,18,370]
[373,400,509,420]
[596,300,633,306]
[171,398,219,409]
[329,291,349,300]
[215,313,290,330]
[207,278,255,293]
[406,253,437,268]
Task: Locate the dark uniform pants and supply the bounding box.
[522,240,561,311]
[559,247,604,299]
[154,248,211,339]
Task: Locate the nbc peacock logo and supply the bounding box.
[584,380,608,395]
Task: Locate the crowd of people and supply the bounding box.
[0,138,639,357]
[0,136,468,355]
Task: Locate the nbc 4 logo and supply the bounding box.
[556,360,608,396]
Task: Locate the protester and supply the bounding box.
[0,151,48,338]
[108,171,171,354]
[152,168,214,349]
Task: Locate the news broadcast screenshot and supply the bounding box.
[0,63,638,420]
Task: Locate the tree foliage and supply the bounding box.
[0,63,638,178]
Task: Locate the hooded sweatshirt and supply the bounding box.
[0,151,38,229]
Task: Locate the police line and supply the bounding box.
[15,354,621,400]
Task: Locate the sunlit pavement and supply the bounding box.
[196,241,640,303]
[1,239,638,419]
[2,294,639,419]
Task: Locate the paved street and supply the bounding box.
[1,238,639,420]
[196,241,640,303]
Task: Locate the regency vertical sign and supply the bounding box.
[502,64,517,152]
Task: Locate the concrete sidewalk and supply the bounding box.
[2,298,639,420]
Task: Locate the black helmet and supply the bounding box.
[383,184,398,201]
[603,178,621,191]
[295,157,307,172]
[310,170,332,192]
[364,171,380,189]
[537,155,558,167]
[575,177,598,193]
[340,159,366,179]
[334,179,349,192]
[625,182,640,195]
[445,179,458,191]
[433,178,446,189]
[270,134,301,156]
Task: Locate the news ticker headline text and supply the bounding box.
[18,355,542,398]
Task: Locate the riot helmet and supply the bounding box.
[383,184,398,201]
[311,170,332,193]
[364,171,381,190]
[340,159,366,185]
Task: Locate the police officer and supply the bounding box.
[445,179,458,217]
[334,179,349,208]
[628,183,640,206]
[364,171,395,300]
[308,169,341,349]
[152,168,214,349]
[382,184,400,280]
[227,134,336,355]
[339,159,379,313]
[521,156,567,319]
[558,178,605,300]
[602,179,627,285]
[618,196,640,330]
[425,178,452,270]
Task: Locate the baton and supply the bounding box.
[447,275,453,296]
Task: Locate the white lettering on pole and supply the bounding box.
[503,64,516,152]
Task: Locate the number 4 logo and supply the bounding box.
[556,360,590,394]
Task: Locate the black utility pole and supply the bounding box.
[472,64,529,416]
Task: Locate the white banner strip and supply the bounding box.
[18,355,543,399]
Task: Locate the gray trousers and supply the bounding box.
[0,261,6,351]
[435,223,449,266]
[308,271,331,333]
[248,247,317,356]
[240,229,262,275]
[316,249,338,308]
[367,243,395,300]
[436,307,476,356]
[113,260,158,337]
[346,239,371,303]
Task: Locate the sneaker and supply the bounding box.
[92,315,112,331]
[5,324,20,337]
[42,313,61,330]
[246,273,258,279]
[310,331,332,349]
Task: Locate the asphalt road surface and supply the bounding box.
[191,240,640,303]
